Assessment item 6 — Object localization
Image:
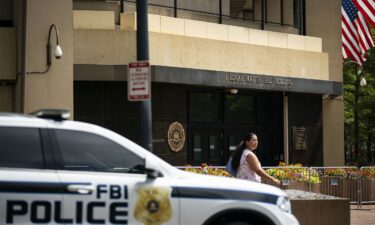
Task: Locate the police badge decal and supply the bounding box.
[167,122,185,152]
[134,187,172,225]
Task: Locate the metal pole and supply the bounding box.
[357,178,362,209]
[261,0,265,30]
[21,0,28,113]
[120,0,124,13]
[252,0,255,21]
[265,0,268,24]
[283,93,289,165]
[136,0,153,152]
[302,0,306,35]
[219,0,222,24]
[280,0,284,26]
[174,0,177,18]
[309,168,311,193]
[298,0,305,35]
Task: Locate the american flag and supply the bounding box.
[353,0,375,28]
[342,0,374,65]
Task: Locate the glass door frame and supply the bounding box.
[188,127,224,166]
[188,127,261,166]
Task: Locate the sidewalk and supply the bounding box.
[351,204,375,225]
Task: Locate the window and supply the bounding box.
[0,127,44,169]
[192,135,203,164]
[225,95,256,123]
[190,93,221,122]
[293,0,305,35]
[208,135,221,163]
[54,129,144,174]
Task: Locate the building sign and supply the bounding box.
[293,126,307,150]
[225,74,292,90]
[128,61,151,101]
[152,66,342,95]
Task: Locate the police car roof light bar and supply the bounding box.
[30,109,70,121]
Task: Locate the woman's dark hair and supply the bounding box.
[231,133,257,170]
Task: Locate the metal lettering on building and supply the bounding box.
[225,74,292,90]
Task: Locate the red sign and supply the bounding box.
[127,61,151,101]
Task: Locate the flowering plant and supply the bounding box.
[323,168,347,178]
[184,163,232,177]
[360,167,375,178]
[265,162,321,184]
[343,167,375,179]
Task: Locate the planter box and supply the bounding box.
[291,199,350,225]
[342,178,358,201]
[362,178,375,202]
[262,180,320,193]
[320,176,345,198]
[288,181,320,193]
[341,178,375,202]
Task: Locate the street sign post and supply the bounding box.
[127,61,151,101]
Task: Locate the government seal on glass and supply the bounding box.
[167,122,185,152]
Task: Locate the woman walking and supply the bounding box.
[231,133,280,185]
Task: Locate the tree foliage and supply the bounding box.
[344,48,375,166]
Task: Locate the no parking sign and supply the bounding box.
[127,61,151,101]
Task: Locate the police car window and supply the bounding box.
[0,127,44,169]
[54,129,145,174]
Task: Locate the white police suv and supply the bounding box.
[0,109,298,225]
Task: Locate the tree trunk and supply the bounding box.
[353,78,359,163]
[368,134,373,163]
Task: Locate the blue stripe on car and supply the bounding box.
[172,187,278,205]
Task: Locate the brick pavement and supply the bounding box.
[351,204,375,225]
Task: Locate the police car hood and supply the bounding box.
[173,170,286,198]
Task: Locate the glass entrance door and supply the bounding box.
[189,129,269,166]
[189,129,223,166]
[226,133,244,158]
[187,90,283,166]
[189,129,254,166]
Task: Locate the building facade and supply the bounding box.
[0,0,343,166]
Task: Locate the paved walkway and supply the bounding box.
[351,204,375,225]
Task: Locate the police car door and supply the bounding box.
[0,127,62,225]
[51,129,179,225]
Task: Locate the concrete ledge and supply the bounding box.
[73,10,115,30]
[148,14,161,32]
[74,29,329,80]
[121,13,161,32]
[228,25,249,44]
[160,16,185,35]
[288,34,305,50]
[305,36,322,52]
[207,23,229,41]
[269,31,288,48]
[120,12,136,30]
[116,12,323,52]
[185,19,207,39]
[249,29,269,46]
[291,199,350,225]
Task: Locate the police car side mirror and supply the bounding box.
[145,168,163,179]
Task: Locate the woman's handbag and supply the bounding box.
[225,157,237,177]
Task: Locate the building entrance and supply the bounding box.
[188,127,260,166]
[187,90,284,166]
[74,82,284,166]
[189,128,223,165]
